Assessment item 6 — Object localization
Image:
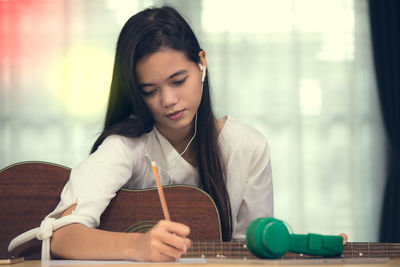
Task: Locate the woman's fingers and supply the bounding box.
[137,220,191,261]
[148,238,183,261]
[161,232,189,253]
[154,238,186,260]
[157,220,191,251]
[160,220,190,237]
[339,233,348,244]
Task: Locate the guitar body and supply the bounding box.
[0,162,70,259]
[1,161,400,260]
[99,186,222,241]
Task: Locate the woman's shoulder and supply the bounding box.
[219,116,270,164]
[101,133,146,147]
[98,130,154,157]
[220,116,267,143]
[219,116,270,155]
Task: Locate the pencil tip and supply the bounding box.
[151,161,156,167]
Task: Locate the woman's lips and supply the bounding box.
[166,110,184,120]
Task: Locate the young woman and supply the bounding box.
[9,6,273,261]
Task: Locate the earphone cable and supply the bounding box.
[179,111,197,156]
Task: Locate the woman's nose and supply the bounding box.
[160,86,178,107]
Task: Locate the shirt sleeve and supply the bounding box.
[233,133,274,240]
[54,134,137,228]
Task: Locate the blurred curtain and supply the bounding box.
[197,0,384,241]
[369,0,400,242]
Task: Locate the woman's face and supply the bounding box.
[135,48,205,138]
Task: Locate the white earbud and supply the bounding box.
[198,63,206,83]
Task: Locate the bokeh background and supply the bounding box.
[0,0,386,241]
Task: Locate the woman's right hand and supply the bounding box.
[52,205,191,261]
[131,220,191,261]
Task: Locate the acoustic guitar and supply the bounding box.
[1,162,399,260]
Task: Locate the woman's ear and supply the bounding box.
[198,50,207,68]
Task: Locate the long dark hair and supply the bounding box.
[91,6,232,241]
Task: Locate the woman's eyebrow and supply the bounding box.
[138,70,188,88]
[168,69,188,79]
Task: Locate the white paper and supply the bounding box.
[42,258,206,265]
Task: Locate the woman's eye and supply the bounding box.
[141,89,155,96]
[173,77,187,86]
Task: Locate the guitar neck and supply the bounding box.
[342,242,400,258]
[183,241,400,259]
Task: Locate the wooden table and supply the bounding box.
[2,258,400,267]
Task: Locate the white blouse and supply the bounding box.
[9,116,273,259]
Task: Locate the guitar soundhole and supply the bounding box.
[124,221,157,233]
